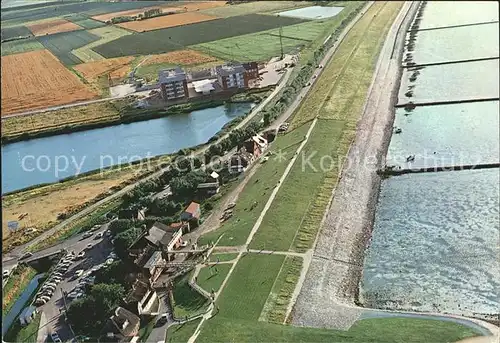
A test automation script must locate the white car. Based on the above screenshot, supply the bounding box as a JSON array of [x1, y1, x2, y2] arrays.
[[85, 243, 93, 250], [108, 252, 117, 259], [3, 270, 10, 277], [82, 232, 93, 239], [105, 230, 111, 237], [95, 232, 103, 239], [74, 269, 84, 278], [51, 332, 62, 343], [39, 295, 51, 303], [35, 298, 47, 306], [77, 251, 85, 259], [105, 258, 114, 265]]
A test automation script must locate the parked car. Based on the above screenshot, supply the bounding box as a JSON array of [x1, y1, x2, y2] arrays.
[[155, 314, 168, 327], [3, 269, 10, 277], [51, 332, 62, 343], [74, 269, 84, 278], [105, 258, 114, 265], [40, 295, 51, 303], [91, 224, 101, 232], [35, 298, 47, 306], [18, 252, 33, 261], [77, 251, 85, 259], [85, 243, 93, 250], [105, 230, 112, 237], [82, 231, 93, 239], [95, 232, 103, 239], [108, 252, 117, 259]]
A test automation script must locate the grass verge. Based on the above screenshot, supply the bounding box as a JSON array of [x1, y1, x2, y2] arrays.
[[166, 319, 201, 343], [215, 254, 284, 321], [2, 265, 37, 316], [138, 317, 156, 343], [3, 312, 41, 343], [259, 255, 302, 324], [208, 253, 238, 262], [172, 272, 209, 319], [196, 263, 233, 294], [197, 316, 481, 343]]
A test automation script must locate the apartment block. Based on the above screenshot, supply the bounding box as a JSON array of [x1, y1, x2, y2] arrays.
[[158, 67, 188, 101]]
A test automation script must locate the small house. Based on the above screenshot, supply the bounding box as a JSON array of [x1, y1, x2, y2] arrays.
[[181, 202, 201, 227], [229, 151, 253, 174], [110, 307, 140, 338]]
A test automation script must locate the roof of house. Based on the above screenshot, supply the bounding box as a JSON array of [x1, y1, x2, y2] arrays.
[[183, 202, 200, 219], [158, 66, 186, 84], [215, 63, 245, 76], [110, 307, 140, 337], [243, 61, 258, 70], [197, 182, 220, 189], [170, 222, 185, 229], [143, 251, 163, 270], [144, 222, 180, 247], [210, 171, 219, 179], [192, 79, 215, 93]]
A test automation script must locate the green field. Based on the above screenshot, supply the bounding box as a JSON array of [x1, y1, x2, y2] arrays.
[[72, 26, 131, 63], [3, 313, 41, 343], [197, 264, 233, 294], [197, 316, 481, 343], [259, 256, 302, 324], [249, 119, 345, 252], [2, 265, 37, 316], [166, 319, 201, 343], [1, 37, 43, 55], [199, 1, 307, 18], [193, 19, 335, 62], [64, 13, 106, 29], [172, 272, 209, 319], [1, 25, 32, 40], [93, 14, 308, 58], [199, 125, 309, 247], [215, 254, 284, 321], [208, 253, 239, 262], [37, 29, 100, 65]]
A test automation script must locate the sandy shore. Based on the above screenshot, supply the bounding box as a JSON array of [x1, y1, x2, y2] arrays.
[[291, 0, 420, 330]]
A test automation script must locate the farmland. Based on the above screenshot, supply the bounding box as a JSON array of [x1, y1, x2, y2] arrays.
[[63, 13, 106, 29], [93, 14, 308, 58], [199, 1, 307, 18], [38, 29, 100, 65], [117, 12, 218, 32], [71, 26, 131, 62], [194, 19, 334, 62], [91, 4, 181, 23], [73, 56, 134, 84], [1, 25, 32, 40], [1, 49, 98, 115], [1, 37, 43, 55], [27, 18, 81, 36]]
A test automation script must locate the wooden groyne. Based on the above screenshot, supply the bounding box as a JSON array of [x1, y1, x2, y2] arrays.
[[396, 97, 499, 109], [408, 20, 499, 32], [378, 163, 500, 176], [403, 56, 499, 68]]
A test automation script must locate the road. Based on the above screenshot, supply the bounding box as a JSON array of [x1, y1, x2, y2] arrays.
[[2, 67, 293, 266]]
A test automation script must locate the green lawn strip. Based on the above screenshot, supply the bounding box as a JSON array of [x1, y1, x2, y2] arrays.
[[138, 317, 156, 342], [208, 253, 238, 262], [197, 316, 481, 343], [249, 119, 345, 252], [2, 265, 37, 316], [197, 263, 233, 294], [71, 26, 131, 63], [215, 254, 284, 321], [259, 256, 302, 324], [3, 312, 41, 343], [172, 272, 209, 319], [166, 319, 202, 343], [198, 124, 310, 247], [1, 38, 44, 56]]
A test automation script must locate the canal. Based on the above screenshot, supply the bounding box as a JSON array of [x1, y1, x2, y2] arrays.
[[360, 1, 499, 319], [1, 102, 254, 194]]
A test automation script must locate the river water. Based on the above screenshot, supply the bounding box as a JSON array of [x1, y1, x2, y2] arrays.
[[361, 2, 500, 318], [1, 103, 254, 194]]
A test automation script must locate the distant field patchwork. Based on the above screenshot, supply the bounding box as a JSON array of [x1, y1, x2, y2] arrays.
[[1, 25, 33, 40], [1, 37, 44, 56], [199, 1, 307, 18], [27, 18, 82, 36], [117, 12, 218, 32], [194, 20, 332, 61], [91, 4, 181, 23], [1, 49, 98, 115], [63, 13, 106, 29], [38, 29, 100, 65], [73, 56, 135, 83], [71, 26, 131, 63], [93, 14, 308, 57]]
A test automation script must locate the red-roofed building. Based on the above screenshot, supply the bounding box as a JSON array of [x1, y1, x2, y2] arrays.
[[181, 202, 201, 228]]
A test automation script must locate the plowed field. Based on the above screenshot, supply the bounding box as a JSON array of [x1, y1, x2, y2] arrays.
[[142, 50, 218, 65], [117, 12, 218, 32], [91, 5, 182, 23], [1, 49, 98, 115], [27, 18, 82, 36], [178, 1, 227, 11], [74, 56, 135, 81]]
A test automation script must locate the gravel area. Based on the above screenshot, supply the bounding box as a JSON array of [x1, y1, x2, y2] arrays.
[[291, 1, 419, 330]]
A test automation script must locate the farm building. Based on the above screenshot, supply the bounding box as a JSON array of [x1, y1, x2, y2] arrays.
[[214, 63, 258, 90], [158, 67, 188, 101]]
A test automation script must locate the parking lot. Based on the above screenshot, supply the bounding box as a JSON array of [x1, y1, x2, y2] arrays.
[[36, 225, 116, 343]]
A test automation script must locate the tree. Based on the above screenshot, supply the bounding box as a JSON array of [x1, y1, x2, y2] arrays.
[[108, 219, 133, 236], [90, 283, 125, 314], [150, 199, 182, 217], [94, 261, 136, 290], [113, 227, 143, 260]]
